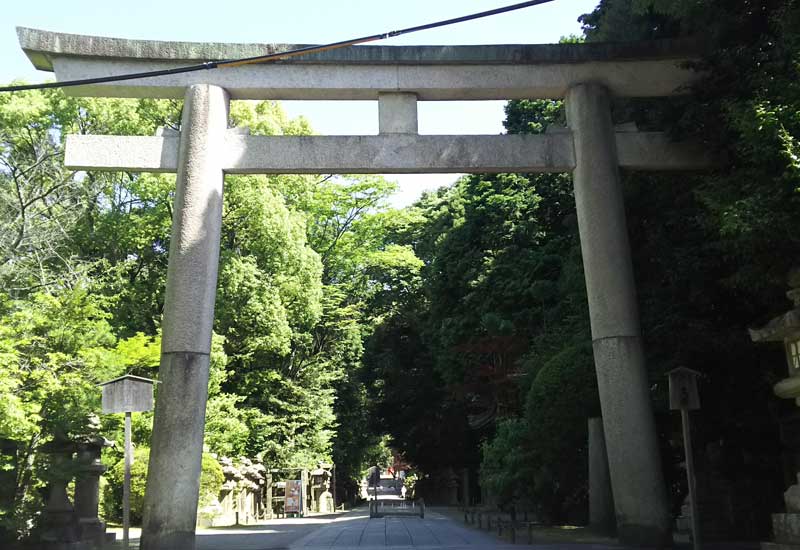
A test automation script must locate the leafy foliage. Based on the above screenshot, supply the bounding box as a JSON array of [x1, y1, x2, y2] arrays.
[[0, 90, 399, 540]]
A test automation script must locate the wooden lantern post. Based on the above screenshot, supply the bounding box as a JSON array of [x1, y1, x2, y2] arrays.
[[99, 375, 157, 548], [668, 367, 702, 550]]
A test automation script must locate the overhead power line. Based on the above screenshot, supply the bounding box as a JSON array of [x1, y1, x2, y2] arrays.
[[1, 0, 556, 93]]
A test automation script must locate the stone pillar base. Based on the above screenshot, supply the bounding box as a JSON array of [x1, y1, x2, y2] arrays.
[[763, 513, 800, 549], [77, 518, 107, 545]]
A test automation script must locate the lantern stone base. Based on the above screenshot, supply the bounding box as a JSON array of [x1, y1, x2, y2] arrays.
[[762, 513, 800, 549], [77, 517, 109, 546]]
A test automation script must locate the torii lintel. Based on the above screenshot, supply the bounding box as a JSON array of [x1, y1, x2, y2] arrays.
[[64, 131, 713, 174], [18, 27, 702, 100]]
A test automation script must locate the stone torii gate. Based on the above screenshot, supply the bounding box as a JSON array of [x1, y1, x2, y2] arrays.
[[18, 27, 711, 549]]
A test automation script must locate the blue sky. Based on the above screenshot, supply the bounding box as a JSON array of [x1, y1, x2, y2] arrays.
[[1, 0, 599, 206]]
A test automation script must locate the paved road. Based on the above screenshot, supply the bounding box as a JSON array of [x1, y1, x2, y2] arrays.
[[105, 473, 754, 550], [291, 506, 634, 550], [110, 508, 628, 550], [195, 513, 356, 550], [108, 513, 351, 550], [294, 508, 509, 549]]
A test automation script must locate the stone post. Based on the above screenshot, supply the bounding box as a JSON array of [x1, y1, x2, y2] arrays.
[[461, 467, 470, 507], [565, 83, 671, 546], [265, 472, 273, 519], [140, 83, 229, 550], [588, 417, 615, 535], [378, 92, 418, 134], [301, 469, 309, 517], [73, 437, 111, 545]]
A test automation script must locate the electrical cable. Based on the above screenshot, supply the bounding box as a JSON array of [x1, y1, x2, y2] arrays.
[[0, 0, 556, 93]]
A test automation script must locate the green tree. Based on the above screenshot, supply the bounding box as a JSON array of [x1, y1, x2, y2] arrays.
[[0, 284, 124, 539], [0, 89, 379, 539]]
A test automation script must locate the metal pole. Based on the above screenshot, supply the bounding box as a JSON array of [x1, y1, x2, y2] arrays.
[[681, 407, 701, 550], [124, 411, 132, 549], [332, 464, 337, 510]]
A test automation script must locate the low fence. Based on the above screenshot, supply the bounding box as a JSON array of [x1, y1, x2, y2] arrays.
[[462, 508, 543, 544], [369, 499, 425, 519]]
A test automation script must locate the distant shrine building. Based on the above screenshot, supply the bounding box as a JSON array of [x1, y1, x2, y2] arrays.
[[18, 27, 712, 549]]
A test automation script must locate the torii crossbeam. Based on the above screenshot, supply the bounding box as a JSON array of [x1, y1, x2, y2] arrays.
[[19, 27, 712, 550]]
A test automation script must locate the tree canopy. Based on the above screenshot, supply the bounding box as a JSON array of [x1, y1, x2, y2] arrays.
[[0, 91, 397, 540]]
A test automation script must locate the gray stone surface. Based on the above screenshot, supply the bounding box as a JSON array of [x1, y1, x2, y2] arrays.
[[113, 507, 633, 550], [567, 84, 640, 342], [588, 418, 615, 535], [160, 84, 228, 354], [66, 135, 179, 173], [773, 513, 800, 543], [46, 56, 699, 100], [66, 134, 573, 174], [379, 93, 418, 135], [566, 83, 671, 547], [65, 132, 713, 175], [17, 28, 700, 100], [296, 509, 504, 548], [226, 134, 575, 174], [17, 28, 704, 68], [141, 352, 213, 550], [593, 336, 671, 545], [73, 441, 110, 544], [615, 131, 717, 170], [787, 476, 800, 513], [140, 84, 229, 550]]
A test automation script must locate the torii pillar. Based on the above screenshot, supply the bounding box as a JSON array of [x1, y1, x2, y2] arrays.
[[567, 83, 671, 545], [139, 83, 229, 549]]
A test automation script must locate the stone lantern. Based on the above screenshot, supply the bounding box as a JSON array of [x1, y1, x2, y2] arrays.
[[310, 463, 334, 513], [750, 271, 800, 549], [74, 434, 114, 547], [39, 439, 80, 549], [37, 415, 115, 549]]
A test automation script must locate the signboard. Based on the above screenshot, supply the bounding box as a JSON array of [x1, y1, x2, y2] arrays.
[[285, 480, 302, 513], [99, 374, 156, 413], [667, 367, 701, 410]]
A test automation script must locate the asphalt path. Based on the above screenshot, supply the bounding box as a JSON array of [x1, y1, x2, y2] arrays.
[[108, 511, 361, 550], [106, 475, 626, 550]]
